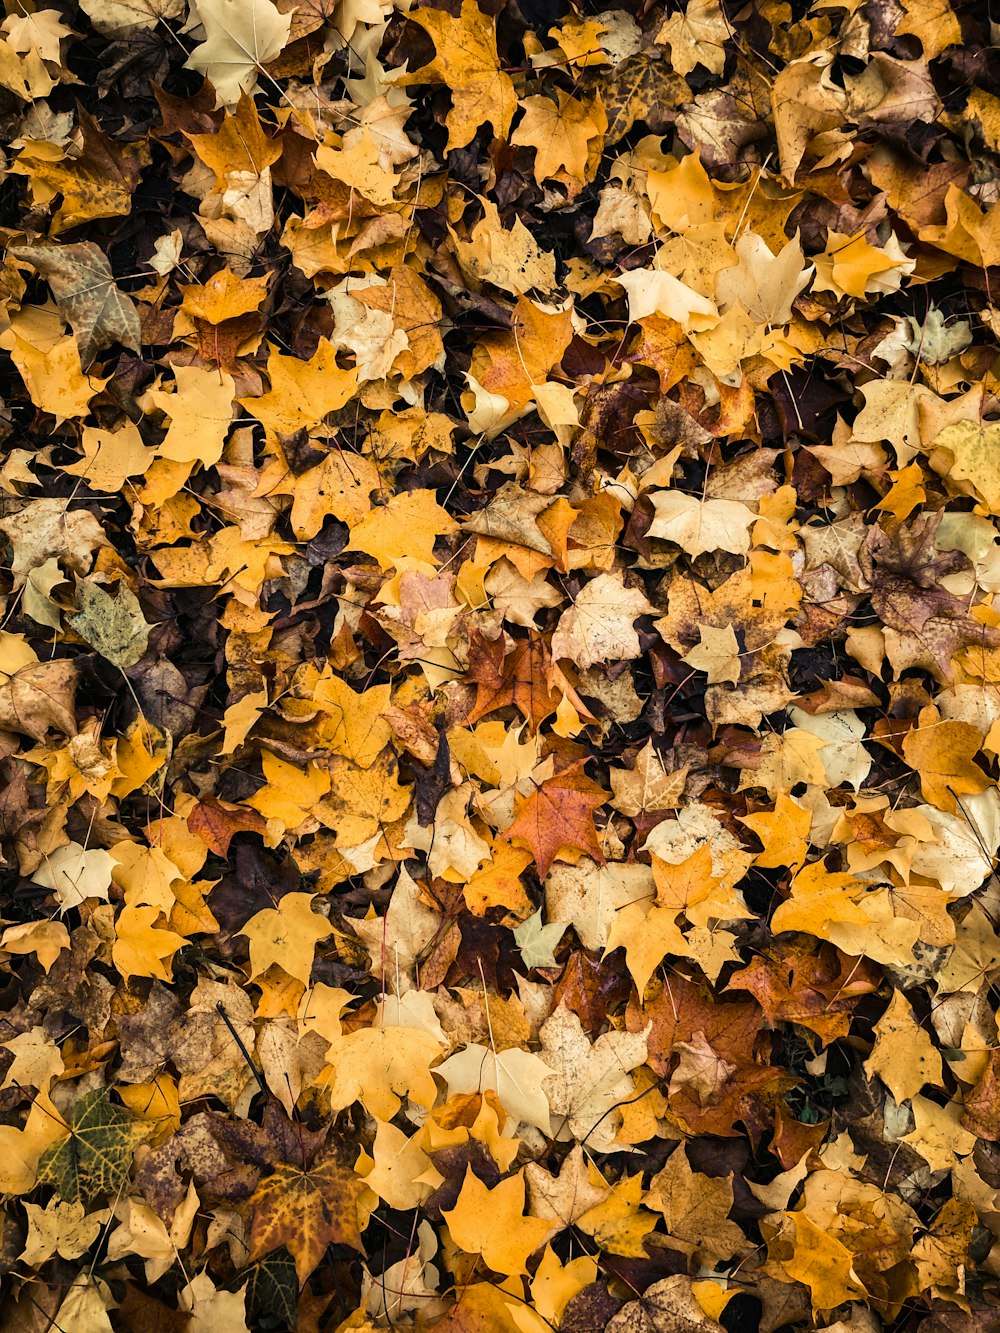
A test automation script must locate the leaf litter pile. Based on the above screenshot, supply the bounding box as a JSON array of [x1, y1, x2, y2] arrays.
[[3, 0, 1000, 1328]]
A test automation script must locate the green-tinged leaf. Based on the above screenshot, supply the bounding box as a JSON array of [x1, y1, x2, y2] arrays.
[[37, 1088, 136, 1205]]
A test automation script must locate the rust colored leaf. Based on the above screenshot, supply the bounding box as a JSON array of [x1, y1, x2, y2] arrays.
[[249, 1154, 364, 1285], [504, 762, 608, 879], [188, 795, 267, 857]]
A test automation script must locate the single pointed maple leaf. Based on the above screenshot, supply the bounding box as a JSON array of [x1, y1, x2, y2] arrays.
[[249, 1153, 364, 1285], [812, 229, 912, 299], [37, 1089, 135, 1205], [629, 312, 702, 392], [19, 1197, 108, 1266], [322, 1025, 443, 1120], [9, 241, 141, 367], [187, 795, 267, 857], [778, 1212, 867, 1312], [238, 892, 333, 986], [605, 845, 726, 995], [442, 1168, 552, 1276], [551, 571, 654, 669], [553, 948, 634, 1035], [462, 841, 533, 916], [601, 52, 688, 143], [185, 91, 282, 187], [504, 762, 607, 879], [238, 339, 357, 444], [112, 904, 187, 982], [185, 0, 292, 107], [401, 0, 517, 151], [348, 488, 459, 572], [150, 365, 235, 468], [901, 704, 991, 814], [770, 860, 870, 940], [0, 920, 70, 973], [511, 91, 607, 197], [737, 792, 811, 869], [864, 988, 943, 1103], [524, 1145, 612, 1232], [646, 1146, 749, 1264], [539, 1004, 649, 1152], [467, 632, 562, 732]]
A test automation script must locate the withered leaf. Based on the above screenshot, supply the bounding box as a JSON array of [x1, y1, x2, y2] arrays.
[[9, 241, 141, 366], [249, 1154, 364, 1285]]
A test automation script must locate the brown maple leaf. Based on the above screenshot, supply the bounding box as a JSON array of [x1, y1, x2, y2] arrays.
[[249, 1152, 364, 1285], [728, 941, 880, 1044], [467, 632, 561, 731], [860, 510, 970, 631], [188, 796, 267, 857]]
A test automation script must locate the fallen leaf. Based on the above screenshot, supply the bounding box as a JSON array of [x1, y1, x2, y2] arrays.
[[249, 1154, 364, 1285], [505, 763, 608, 878], [442, 1169, 553, 1276]]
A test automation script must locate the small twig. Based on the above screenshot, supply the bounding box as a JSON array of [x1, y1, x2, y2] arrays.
[[216, 1002, 267, 1096]]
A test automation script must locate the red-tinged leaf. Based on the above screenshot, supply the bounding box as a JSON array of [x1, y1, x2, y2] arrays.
[[504, 762, 608, 878], [188, 796, 267, 857]]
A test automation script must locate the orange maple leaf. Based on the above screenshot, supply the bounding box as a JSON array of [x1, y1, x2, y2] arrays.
[[504, 762, 607, 878]]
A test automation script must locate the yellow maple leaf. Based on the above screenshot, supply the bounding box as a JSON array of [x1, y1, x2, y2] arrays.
[[738, 792, 812, 870], [317, 750, 412, 847], [778, 1212, 866, 1312], [239, 892, 333, 986], [0, 920, 70, 973], [443, 1169, 553, 1276], [112, 904, 186, 982], [186, 92, 282, 188], [605, 846, 722, 995], [0, 319, 107, 421], [864, 989, 942, 1104], [0, 1093, 68, 1195], [348, 488, 459, 572], [512, 92, 607, 196], [150, 366, 235, 467], [321, 1024, 442, 1119], [522, 1246, 599, 1330], [901, 704, 990, 814], [463, 842, 534, 916], [310, 672, 392, 768], [894, 0, 961, 58], [280, 451, 381, 540], [239, 339, 358, 443], [247, 751, 331, 833], [178, 265, 269, 325], [62, 422, 155, 492], [116, 1073, 182, 1143], [111, 719, 168, 799], [657, 0, 729, 76], [812, 229, 913, 299], [401, 0, 517, 151], [932, 420, 1000, 514], [770, 861, 869, 939]]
